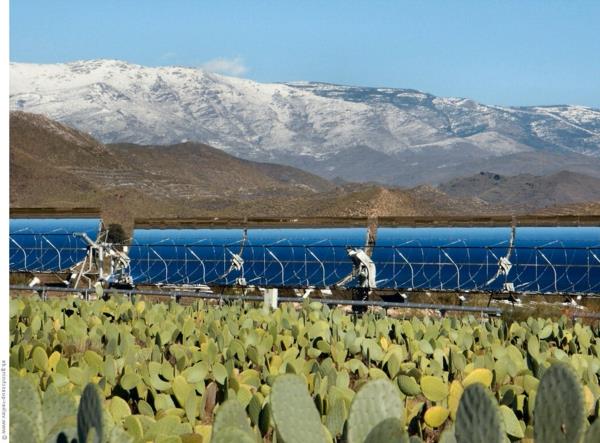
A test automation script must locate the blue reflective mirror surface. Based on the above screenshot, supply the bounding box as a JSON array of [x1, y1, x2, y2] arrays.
[[9, 218, 101, 272], [129, 226, 600, 293]]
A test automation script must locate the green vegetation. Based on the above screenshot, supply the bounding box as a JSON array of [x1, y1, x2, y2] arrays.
[[9, 295, 600, 442], [106, 223, 127, 246]]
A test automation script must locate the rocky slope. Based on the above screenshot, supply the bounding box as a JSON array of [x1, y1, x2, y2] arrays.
[[439, 171, 600, 211], [12, 112, 487, 227]]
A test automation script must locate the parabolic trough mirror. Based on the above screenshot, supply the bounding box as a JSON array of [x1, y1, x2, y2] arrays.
[[9, 218, 102, 273], [129, 228, 367, 288], [373, 227, 600, 293], [128, 225, 600, 294]]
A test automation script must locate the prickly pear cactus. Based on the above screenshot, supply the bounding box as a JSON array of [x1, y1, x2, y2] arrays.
[[77, 384, 103, 443], [455, 384, 503, 443], [211, 399, 255, 443], [43, 385, 78, 438], [583, 418, 600, 443], [270, 374, 327, 443], [438, 425, 457, 443], [347, 379, 406, 443], [534, 363, 585, 443], [56, 433, 73, 443], [357, 417, 408, 443], [10, 372, 43, 442], [212, 427, 256, 443]]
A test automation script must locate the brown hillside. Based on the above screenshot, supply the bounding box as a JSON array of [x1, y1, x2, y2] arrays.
[[535, 202, 600, 216], [14, 111, 594, 228], [12, 112, 464, 227], [439, 170, 600, 211]]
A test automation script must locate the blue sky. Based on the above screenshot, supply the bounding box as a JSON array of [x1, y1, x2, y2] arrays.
[[10, 0, 600, 107]]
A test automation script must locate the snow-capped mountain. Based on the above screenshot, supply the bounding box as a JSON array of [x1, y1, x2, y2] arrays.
[[10, 60, 600, 185]]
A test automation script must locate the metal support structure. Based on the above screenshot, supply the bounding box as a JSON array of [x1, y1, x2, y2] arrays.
[[266, 249, 285, 286], [218, 229, 248, 284], [12, 220, 600, 295], [307, 248, 327, 287], [13, 284, 600, 321], [261, 287, 278, 312], [10, 284, 508, 316]]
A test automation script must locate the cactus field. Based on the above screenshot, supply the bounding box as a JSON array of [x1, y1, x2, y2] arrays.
[[9, 295, 600, 442]]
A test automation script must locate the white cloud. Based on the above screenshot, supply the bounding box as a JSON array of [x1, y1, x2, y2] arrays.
[[160, 52, 178, 61], [200, 56, 248, 76]]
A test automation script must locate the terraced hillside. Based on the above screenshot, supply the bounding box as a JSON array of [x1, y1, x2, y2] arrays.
[[10, 112, 489, 227], [11, 112, 600, 228], [439, 171, 600, 211]]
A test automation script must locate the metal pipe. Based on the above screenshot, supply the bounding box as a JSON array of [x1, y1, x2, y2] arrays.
[[9, 284, 505, 315], [73, 232, 96, 247]]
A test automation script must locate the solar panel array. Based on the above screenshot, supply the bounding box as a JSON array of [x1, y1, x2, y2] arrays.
[[9, 218, 599, 294], [129, 228, 366, 287], [373, 227, 600, 293], [129, 226, 600, 294], [9, 218, 101, 273]]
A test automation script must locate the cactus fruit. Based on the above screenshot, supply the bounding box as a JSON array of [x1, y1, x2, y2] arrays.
[[347, 379, 406, 443], [270, 374, 327, 443], [534, 363, 585, 443], [455, 384, 503, 443]]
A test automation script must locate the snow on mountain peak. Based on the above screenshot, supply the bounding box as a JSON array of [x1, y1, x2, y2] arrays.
[[9, 59, 600, 183]]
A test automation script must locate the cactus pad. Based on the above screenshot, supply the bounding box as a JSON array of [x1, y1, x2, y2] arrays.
[[77, 383, 104, 443], [462, 368, 493, 388], [270, 374, 327, 443], [420, 376, 448, 402], [455, 384, 503, 443], [424, 406, 449, 428], [584, 418, 600, 443], [211, 399, 254, 442], [534, 363, 585, 443], [347, 379, 405, 443], [362, 417, 408, 443]]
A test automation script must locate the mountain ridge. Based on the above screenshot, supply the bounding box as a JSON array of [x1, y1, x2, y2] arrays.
[[10, 59, 600, 185]]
